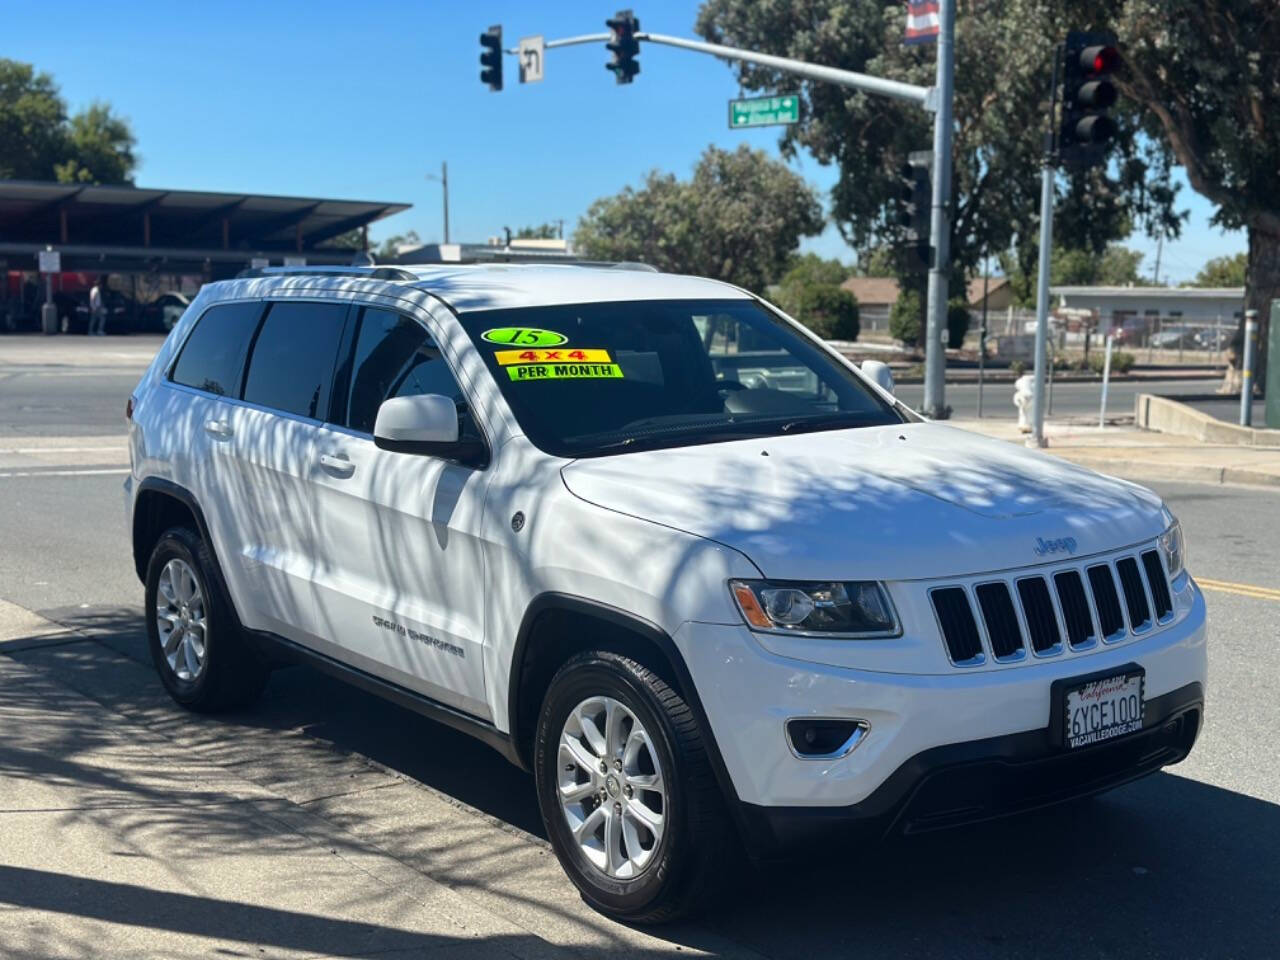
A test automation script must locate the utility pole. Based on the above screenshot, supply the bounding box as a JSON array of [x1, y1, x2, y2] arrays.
[[426, 162, 450, 243], [922, 0, 955, 420]]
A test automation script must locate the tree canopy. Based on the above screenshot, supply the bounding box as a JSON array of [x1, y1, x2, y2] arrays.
[[1002, 244, 1150, 306], [1191, 252, 1248, 289], [694, 1, 1181, 291], [515, 223, 561, 240], [0, 59, 135, 184], [773, 254, 859, 340], [574, 144, 824, 292]]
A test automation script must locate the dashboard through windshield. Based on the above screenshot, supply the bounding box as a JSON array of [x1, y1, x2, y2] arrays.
[[459, 298, 903, 458]]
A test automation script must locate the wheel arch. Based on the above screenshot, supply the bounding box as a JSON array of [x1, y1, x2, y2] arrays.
[[132, 477, 214, 583], [507, 593, 743, 817]]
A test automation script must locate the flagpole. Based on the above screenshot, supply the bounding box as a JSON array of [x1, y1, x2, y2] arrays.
[[922, 0, 954, 420]]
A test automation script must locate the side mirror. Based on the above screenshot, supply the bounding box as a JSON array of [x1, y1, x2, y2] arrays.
[[860, 360, 895, 395], [373, 394, 486, 465]]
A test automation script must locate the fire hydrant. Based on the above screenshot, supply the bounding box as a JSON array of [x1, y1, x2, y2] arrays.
[[1013, 373, 1034, 433]]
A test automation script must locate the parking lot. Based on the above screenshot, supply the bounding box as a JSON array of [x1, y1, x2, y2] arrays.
[[2, 336, 1279, 958]]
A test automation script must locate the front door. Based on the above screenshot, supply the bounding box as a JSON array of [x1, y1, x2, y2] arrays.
[[309, 305, 491, 718]]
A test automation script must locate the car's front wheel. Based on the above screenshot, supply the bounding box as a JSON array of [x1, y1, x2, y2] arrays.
[[534, 650, 731, 923]]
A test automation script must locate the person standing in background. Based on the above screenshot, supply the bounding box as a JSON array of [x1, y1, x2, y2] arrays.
[[89, 276, 108, 336]]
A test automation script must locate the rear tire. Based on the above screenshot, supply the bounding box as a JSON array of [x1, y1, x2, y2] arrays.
[[534, 650, 732, 923], [145, 526, 267, 712]]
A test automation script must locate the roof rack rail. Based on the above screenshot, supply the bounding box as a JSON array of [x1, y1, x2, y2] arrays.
[[234, 265, 418, 282]]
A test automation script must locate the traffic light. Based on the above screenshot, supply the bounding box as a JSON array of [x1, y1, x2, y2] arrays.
[[1060, 31, 1119, 167], [480, 25, 503, 92], [606, 9, 640, 84], [896, 158, 931, 269]]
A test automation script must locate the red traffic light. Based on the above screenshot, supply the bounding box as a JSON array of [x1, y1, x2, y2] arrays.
[[1081, 45, 1119, 74]]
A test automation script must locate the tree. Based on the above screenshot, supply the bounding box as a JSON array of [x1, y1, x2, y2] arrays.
[[889, 288, 922, 346], [377, 230, 421, 259], [515, 223, 560, 240], [1111, 0, 1280, 382], [694, 2, 1180, 296], [1191, 252, 1248, 289], [1002, 244, 1149, 306], [774, 254, 859, 340], [575, 144, 823, 292], [0, 59, 135, 183]]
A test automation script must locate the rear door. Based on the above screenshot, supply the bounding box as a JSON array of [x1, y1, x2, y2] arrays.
[[220, 299, 350, 643], [308, 304, 491, 718]]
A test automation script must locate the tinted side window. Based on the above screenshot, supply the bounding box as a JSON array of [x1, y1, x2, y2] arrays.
[[341, 308, 481, 442], [170, 301, 262, 397], [242, 302, 347, 419]]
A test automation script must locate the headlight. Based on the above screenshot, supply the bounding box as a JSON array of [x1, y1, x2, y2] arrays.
[[729, 579, 899, 637], [1159, 520, 1185, 579]]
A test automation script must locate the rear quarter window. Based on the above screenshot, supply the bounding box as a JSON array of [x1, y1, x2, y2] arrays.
[[170, 301, 264, 397]]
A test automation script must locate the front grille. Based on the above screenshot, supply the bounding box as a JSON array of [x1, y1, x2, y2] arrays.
[[1116, 557, 1152, 632], [1017, 576, 1061, 653], [931, 587, 983, 664], [1141, 550, 1174, 621], [933, 546, 1176, 667], [1053, 570, 1097, 648], [1088, 564, 1126, 639], [975, 582, 1024, 659]]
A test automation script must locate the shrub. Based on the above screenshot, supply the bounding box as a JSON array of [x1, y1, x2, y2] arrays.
[[790, 283, 860, 340], [1010, 359, 1026, 377], [1089, 349, 1135, 374], [889, 288, 922, 345]]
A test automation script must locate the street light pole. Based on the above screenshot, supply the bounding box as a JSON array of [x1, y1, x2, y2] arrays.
[[922, 0, 955, 420], [426, 162, 450, 243]]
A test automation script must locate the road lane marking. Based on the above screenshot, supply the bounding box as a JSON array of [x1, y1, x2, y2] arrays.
[[0, 468, 130, 479], [1197, 577, 1280, 602]]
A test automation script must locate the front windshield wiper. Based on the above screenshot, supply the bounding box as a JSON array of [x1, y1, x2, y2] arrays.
[[777, 413, 882, 435], [570, 424, 776, 456]]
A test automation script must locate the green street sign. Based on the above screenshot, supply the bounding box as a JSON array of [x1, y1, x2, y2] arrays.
[[728, 94, 800, 129]]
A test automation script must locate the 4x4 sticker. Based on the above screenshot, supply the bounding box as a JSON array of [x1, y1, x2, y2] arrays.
[[507, 362, 623, 381], [495, 348, 610, 366], [481, 327, 568, 347]]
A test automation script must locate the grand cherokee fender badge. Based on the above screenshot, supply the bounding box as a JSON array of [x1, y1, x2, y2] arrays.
[[1034, 536, 1078, 557]]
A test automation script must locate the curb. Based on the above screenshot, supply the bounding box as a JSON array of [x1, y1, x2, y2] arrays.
[[1051, 453, 1280, 491], [1134, 393, 1280, 447]]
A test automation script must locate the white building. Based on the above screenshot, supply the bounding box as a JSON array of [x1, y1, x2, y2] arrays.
[[1051, 285, 1244, 334]]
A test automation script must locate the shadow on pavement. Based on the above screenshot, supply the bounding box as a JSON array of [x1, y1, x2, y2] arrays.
[[11, 610, 1280, 959]]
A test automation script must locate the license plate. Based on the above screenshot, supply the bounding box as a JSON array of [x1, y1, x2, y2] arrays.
[[1059, 668, 1145, 750]]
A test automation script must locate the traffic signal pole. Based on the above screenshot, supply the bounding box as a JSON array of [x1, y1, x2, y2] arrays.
[[922, 0, 955, 419], [488, 17, 955, 417]]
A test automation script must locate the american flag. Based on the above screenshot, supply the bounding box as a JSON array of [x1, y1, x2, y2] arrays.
[[904, 0, 940, 46]]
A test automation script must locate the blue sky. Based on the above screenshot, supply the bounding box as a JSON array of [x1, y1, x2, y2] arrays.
[[2, 0, 1245, 284]]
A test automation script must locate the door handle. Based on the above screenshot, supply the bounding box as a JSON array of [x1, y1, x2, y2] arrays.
[[319, 453, 355, 477], [203, 419, 232, 440]]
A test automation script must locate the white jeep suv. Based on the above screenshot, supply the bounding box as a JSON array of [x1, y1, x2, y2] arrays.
[[126, 264, 1206, 922]]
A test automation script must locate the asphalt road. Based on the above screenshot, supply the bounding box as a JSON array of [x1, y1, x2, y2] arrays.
[[2, 338, 1279, 956]]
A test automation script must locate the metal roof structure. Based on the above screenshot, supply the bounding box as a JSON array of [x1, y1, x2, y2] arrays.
[[0, 180, 410, 277]]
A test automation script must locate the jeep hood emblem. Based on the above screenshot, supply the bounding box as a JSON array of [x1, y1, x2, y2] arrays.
[[1034, 536, 1078, 557]]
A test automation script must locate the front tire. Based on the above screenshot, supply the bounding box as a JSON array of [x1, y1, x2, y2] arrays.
[[144, 526, 267, 712], [534, 650, 731, 923]]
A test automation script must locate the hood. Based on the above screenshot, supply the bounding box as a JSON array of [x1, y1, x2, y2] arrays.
[[560, 423, 1168, 581]]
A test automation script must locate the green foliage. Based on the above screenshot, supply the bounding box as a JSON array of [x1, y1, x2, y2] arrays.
[[1002, 244, 1151, 307], [775, 253, 859, 337], [0, 59, 134, 183], [376, 230, 422, 258], [515, 223, 561, 240], [1009, 359, 1027, 377], [1191, 252, 1247, 288], [856, 245, 898, 278], [574, 144, 824, 293], [694, 1, 1181, 286], [788, 282, 860, 341], [1088, 350, 1135, 374], [889, 288, 922, 346], [946, 298, 971, 350]]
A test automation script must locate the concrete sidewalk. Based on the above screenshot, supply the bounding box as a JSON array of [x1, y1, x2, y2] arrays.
[[0, 609, 759, 960], [952, 416, 1280, 489]]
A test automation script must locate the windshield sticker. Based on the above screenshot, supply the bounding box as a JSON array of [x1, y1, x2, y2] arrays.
[[495, 348, 611, 366], [507, 362, 623, 382], [481, 327, 568, 347]]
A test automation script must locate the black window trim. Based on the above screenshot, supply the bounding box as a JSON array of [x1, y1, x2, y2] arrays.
[[325, 300, 493, 470]]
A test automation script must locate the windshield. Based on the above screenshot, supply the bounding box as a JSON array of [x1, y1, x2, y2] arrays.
[[459, 298, 903, 458]]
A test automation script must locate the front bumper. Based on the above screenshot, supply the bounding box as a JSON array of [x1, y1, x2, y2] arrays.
[[674, 580, 1207, 848]]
